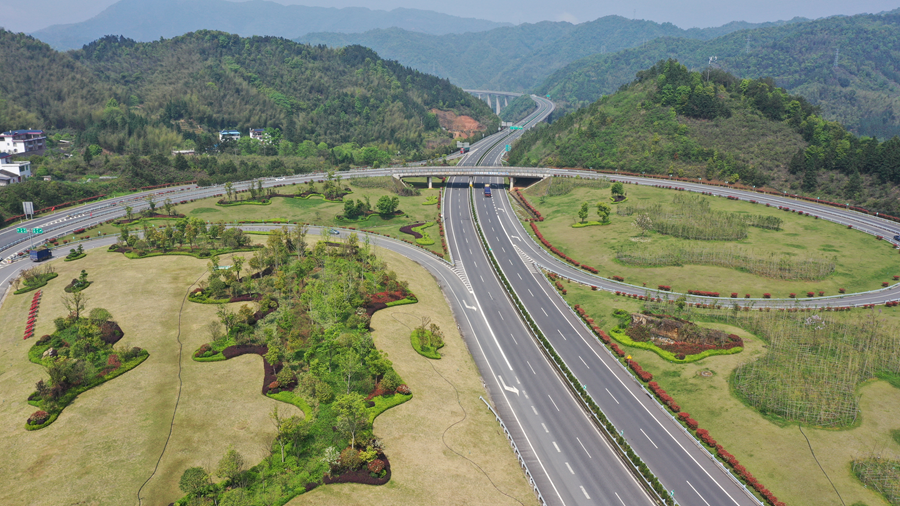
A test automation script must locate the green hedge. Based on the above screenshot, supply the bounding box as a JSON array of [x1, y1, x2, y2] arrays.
[[63, 253, 87, 262], [14, 273, 59, 295], [119, 247, 258, 260], [385, 296, 417, 307], [216, 199, 272, 207], [412, 222, 435, 245], [25, 352, 149, 430], [423, 196, 439, 205], [410, 330, 442, 359], [367, 393, 412, 423], [608, 328, 743, 363], [267, 391, 313, 419], [571, 221, 610, 228]]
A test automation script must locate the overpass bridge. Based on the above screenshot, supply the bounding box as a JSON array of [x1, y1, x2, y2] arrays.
[[391, 165, 552, 187], [464, 89, 525, 115]]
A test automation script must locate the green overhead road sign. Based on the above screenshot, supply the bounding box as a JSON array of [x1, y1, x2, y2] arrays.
[[16, 227, 26, 233], [505, 145, 511, 151], [32, 228, 43, 234], [509, 126, 524, 130]]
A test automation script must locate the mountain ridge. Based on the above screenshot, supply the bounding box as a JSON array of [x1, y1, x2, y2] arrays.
[[30, 0, 510, 51]]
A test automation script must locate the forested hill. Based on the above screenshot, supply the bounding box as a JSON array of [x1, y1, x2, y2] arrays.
[[299, 15, 807, 92], [0, 30, 496, 156], [538, 10, 900, 139], [30, 0, 510, 51], [509, 60, 900, 216]]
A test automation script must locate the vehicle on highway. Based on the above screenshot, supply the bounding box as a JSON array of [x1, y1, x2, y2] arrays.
[[894, 234, 900, 241], [460, 147, 470, 154], [329, 228, 340, 235], [484, 184, 492, 197], [29, 249, 52, 262]]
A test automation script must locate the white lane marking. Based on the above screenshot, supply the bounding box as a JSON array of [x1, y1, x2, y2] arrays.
[[542, 423, 549, 433], [498, 311, 504, 320], [541, 307, 548, 316], [557, 328, 567, 341], [615, 492, 627, 505], [686, 480, 712, 506], [579, 355, 589, 369], [641, 428, 659, 449], [463, 301, 477, 311], [498, 375, 519, 396], [465, 237, 468, 243], [508, 258, 513, 266], [516, 376, 520, 385], [480, 275, 484, 283], [469, 248, 472, 255], [553, 441, 560, 452], [488, 292, 493, 300], [527, 361, 536, 375], [576, 437, 592, 458], [605, 388, 620, 404], [580, 486, 591, 499], [510, 333, 518, 345], [502, 247, 506, 252], [548, 395, 560, 412], [565, 462, 574, 474], [510, 235, 520, 240], [528, 289, 534, 297], [531, 405, 538, 415], [517, 272, 522, 279]]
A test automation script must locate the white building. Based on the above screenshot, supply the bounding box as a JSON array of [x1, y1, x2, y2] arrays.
[[0, 154, 32, 185], [0, 130, 46, 155], [219, 130, 241, 141], [249, 128, 266, 141]]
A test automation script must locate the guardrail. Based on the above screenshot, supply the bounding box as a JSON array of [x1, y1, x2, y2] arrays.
[[479, 397, 546, 505]]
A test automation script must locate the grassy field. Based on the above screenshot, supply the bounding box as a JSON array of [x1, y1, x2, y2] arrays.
[[289, 247, 537, 506], [0, 242, 534, 505], [563, 282, 900, 506], [523, 182, 900, 298], [159, 182, 447, 256]]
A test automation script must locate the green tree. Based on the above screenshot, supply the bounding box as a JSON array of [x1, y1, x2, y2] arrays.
[[596, 201, 611, 222], [163, 198, 174, 216], [578, 201, 589, 223], [83, 147, 93, 165], [335, 392, 367, 448], [216, 444, 245, 486], [178, 466, 210, 496], [376, 195, 399, 215], [611, 182, 625, 198]]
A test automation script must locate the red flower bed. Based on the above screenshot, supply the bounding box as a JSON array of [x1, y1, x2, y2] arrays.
[[838, 288, 846, 293], [73, 228, 86, 234], [807, 292, 815, 297], [27, 410, 50, 425], [658, 285, 671, 291], [627, 360, 653, 382], [609, 343, 625, 357], [731, 293, 738, 298], [611, 275, 625, 282], [688, 290, 720, 297], [763, 293, 771, 298], [883, 281, 890, 287]]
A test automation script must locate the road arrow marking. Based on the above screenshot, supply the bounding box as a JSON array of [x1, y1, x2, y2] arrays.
[[498, 375, 519, 395], [463, 301, 477, 311]]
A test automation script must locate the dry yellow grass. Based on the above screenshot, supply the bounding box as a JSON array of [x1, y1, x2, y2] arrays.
[[290, 248, 538, 506], [0, 244, 536, 506], [0, 250, 292, 506]]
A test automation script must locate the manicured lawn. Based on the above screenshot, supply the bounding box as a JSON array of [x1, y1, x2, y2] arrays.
[[562, 282, 898, 506], [524, 182, 900, 298], [172, 184, 447, 256]]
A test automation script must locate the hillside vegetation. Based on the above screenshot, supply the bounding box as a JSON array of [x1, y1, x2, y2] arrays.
[[300, 16, 806, 92], [539, 10, 900, 139], [0, 30, 496, 157], [510, 60, 900, 216]]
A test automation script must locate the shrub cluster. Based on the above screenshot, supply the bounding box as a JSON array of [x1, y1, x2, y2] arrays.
[[627, 360, 653, 382], [688, 290, 720, 297], [515, 189, 544, 221], [531, 223, 580, 267]]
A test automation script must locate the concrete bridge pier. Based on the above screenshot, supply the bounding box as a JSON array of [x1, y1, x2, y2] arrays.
[[427, 176, 432, 189]]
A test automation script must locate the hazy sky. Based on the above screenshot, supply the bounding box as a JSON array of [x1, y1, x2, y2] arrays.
[[5, 0, 898, 33]]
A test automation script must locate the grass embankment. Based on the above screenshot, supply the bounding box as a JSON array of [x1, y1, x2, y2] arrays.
[[563, 282, 900, 506], [290, 248, 537, 506], [523, 182, 899, 297], [168, 182, 447, 257]]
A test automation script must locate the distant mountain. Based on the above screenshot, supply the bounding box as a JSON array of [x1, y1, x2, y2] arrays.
[[0, 30, 496, 155], [30, 0, 510, 51], [537, 10, 900, 139], [299, 15, 808, 91]]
